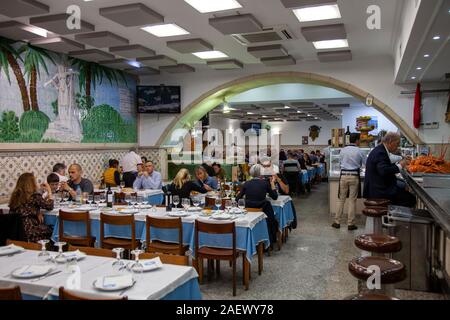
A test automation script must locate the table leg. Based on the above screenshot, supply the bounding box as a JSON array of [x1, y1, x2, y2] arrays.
[[257, 242, 264, 275]]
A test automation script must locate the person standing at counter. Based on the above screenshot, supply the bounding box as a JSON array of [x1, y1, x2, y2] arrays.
[[332, 133, 364, 231], [363, 132, 416, 207]]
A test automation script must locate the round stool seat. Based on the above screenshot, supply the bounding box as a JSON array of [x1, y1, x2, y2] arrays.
[[348, 256, 406, 284], [364, 199, 390, 207], [362, 207, 388, 218], [345, 293, 399, 300], [355, 234, 402, 253]]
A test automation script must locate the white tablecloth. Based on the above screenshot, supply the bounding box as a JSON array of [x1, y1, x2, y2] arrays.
[[0, 249, 198, 300], [268, 195, 292, 207], [94, 189, 163, 197]]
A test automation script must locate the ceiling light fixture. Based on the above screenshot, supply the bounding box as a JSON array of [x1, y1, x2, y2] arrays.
[[22, 25, 48, 38], [247, 112, 254, 115], [141, 24, 190, 37], [184, 0, 242, 13], [416, 67, 422, 70], [433, 35, 441, 40], [127, 60, 141, 68], [293, 4, 341, 22], [284, 106, 290, 109], [423, 54, 430, 58], [411, 76, 416, 80], [262, 115, 267, 118], [192, 50, 228, 59], [297, 111, 302, 113], [313, 39, 348, 50]]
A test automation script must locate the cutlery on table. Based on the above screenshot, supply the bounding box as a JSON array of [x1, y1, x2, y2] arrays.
[[30, 270, 62, 282]]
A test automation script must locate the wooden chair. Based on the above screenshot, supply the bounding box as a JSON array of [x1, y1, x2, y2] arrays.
[[0, 286, 22, 300], [145, 216, 188, 255], [100, 213, 137, 254], [59, 287, 127, 300], [6, 239, 41, 251], [58, 210, 95, 247], [114, 192, 137, 205], [140, 252, 189, 266], [194, 220, 248, 296], [68, 245, 115, 258]]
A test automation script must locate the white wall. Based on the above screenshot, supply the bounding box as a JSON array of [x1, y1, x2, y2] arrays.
[[138, 56, 449, 146]]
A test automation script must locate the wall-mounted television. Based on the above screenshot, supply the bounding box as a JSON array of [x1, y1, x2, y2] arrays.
[[137, 85, 181, 113]]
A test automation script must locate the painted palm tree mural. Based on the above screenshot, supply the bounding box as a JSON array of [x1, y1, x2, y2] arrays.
[[0, 36, 137, 143]]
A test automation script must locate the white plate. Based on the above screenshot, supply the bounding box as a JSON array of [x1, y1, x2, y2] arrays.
[[167, 211, 191, 217], [12, 265, 53, 279], [0, 244, 25, 256], [72, 206, 96, 212], [187, 207, 202, 212], [93, 274, 135, 291], [50, 250, 87, 263], [126, 257, 163, 272], [211, 213, 234, 220], [229, 208, 247, 214], [117, 208, 139, 214]]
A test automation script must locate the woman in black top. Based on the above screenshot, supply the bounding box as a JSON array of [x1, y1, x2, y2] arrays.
[[167, 168, 207, 202]]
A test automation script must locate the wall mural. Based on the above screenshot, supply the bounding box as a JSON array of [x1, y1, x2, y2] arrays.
[[0, 37, 137, 143]]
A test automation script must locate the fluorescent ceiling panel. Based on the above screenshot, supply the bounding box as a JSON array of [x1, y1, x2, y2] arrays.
[[109, 45, 155, 59], [167, 38, 213, 54], [184, 0, 242, 13], [313, 39, 348, 50], [99, 3, 164, 27], [192, 51, 228, 59], [75, 31, 129, 48], [30, 37, 85, 53], [209, 14, 263, 35], [293, 4, 341, 22], [141, 24, 190, 37], [0, 0, 49, 18]]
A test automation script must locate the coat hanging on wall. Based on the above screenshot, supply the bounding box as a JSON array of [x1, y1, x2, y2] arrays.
[[413, 83, 421, 129]]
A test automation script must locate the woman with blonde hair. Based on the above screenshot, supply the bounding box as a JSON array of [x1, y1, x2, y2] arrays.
[[167, 168, 207, 202], [9, 172, 54, 242]]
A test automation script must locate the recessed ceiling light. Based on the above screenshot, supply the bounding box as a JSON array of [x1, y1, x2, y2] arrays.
[[141, 24, 190, 37], [192, 50, 228, 59], [293, 4, 341, 22], [411, 76, 416, 80], [127, 61, 141, 68], [416, 67, 422, 70], [247, 112, 254, 115], [313, 39, 348, 50], [184, 0, 242, 13], [22, 25, 48, 37], [297, 111, 302, 113], [433, 35, 441, 40], [423, 54, 430, 58], [284, 106, 290, 109]]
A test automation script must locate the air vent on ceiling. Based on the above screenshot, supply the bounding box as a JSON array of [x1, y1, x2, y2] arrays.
[[231, 25, 295, 46]]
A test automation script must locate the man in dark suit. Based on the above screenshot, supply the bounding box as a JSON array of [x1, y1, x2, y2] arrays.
[[363, 132, 416, 207]]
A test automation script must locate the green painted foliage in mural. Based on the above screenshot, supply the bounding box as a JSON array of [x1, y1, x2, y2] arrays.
[[0, 111, 20, 141], [19, 111, 50, 142], [51, 99, 58, 116], [81, 104, 136, 143]]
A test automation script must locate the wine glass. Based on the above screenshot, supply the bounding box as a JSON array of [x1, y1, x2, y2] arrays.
[[112, 248, 125, 274], [82, 192, 89, 205], [54, 241, 67, 263], [172, 195, 180, 209], [215, 197, 222, 213], [120, 180, 125, 191], [191, 196, 200, 209], [182, 198, 190, 212], [238, 199, 246, 212], [99, 193, 106, 205], [62, 192, 69, 207], [125, 193, 132, 207], [224, 199, 232, 214], [87, 195, 94, 207], [37, 239, 50, 265], [130, 249, 144, 281], [136, 195, 144, 210]]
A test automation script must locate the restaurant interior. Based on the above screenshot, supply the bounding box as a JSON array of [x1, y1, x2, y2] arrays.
[[0, 0, 449, 302]]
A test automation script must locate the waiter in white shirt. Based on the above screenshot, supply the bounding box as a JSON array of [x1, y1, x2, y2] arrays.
[[121, 147, 143, 188], [332, 133, 364, 231]]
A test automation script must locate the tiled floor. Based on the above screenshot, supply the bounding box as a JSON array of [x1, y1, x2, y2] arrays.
[[200, 182, 447, 300]]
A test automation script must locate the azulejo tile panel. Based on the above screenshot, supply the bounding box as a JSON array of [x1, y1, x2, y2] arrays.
[[0, 148, 165, 201]]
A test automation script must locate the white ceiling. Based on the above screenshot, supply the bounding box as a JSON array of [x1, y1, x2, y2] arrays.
[[0, 0, 400, 71]]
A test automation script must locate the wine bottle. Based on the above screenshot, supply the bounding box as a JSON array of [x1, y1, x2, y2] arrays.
[[165, 191, 172, 212], [106, 186, 113, 208], [345, 126, 351, 146]]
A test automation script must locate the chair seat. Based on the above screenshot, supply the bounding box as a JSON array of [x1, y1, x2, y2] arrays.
[[102, 237, 134, 249], [148, 240, 189, 255], [61, 235, 96, 247], [362, 207, 388, 218], [355, 234, 401, 253], [197, 246, 239, 259], [345, 293, 399, 300], [364, 199, 390, 207], [348, 256, 406, 284]]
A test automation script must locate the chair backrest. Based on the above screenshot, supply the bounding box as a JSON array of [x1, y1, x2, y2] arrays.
[[0, 209, 3, 214], [58, 210, 92, 246], [145, 216, 183, 252], [100, 213, 136, 247], [59, 287, 127, 300], [6, 239, 41, 250], [68, 245, 115, 258], [139, 252, 189, 266], [195, 220, 236, 257], [0, 286, 22, 300], [245, 208, 263, 213]]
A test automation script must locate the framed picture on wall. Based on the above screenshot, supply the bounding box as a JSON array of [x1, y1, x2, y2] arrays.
[[302, 136, 309, 145]]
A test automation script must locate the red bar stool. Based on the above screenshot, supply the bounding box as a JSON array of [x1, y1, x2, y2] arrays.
[[349, 256, 406, 297]]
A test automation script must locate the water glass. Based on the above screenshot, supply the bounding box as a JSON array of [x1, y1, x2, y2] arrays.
[[238, 199, 246, 211], [215, 197, 222, 212], [54, 241, 67, 263], [182, 198, 190, 211], [87, 195, 94, 206], [191, 196, 200, 208], [125, 193, 132, 206], [172, 195, 180, 209], [112, 248, 125, 274], [130, 249, 144, 281], [37, 239, 50, 265], [224, 199, 232, 213]]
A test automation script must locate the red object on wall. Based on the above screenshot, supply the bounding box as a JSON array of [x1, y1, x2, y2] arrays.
[[413, 83, 421, 129]]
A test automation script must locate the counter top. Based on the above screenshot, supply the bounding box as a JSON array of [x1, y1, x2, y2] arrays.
[[401, 170, 450, 235]]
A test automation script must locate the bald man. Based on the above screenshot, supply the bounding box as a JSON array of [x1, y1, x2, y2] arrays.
[[61, 163, 94, 199]]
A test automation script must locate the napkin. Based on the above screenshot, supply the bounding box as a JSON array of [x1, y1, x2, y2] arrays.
[[141, 257, 163, 270], [15, 265, 50, 277], [102, 274, 133, 289]]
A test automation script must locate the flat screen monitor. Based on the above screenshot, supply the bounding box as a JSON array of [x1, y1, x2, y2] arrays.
[[137, 85, 181, 113]]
